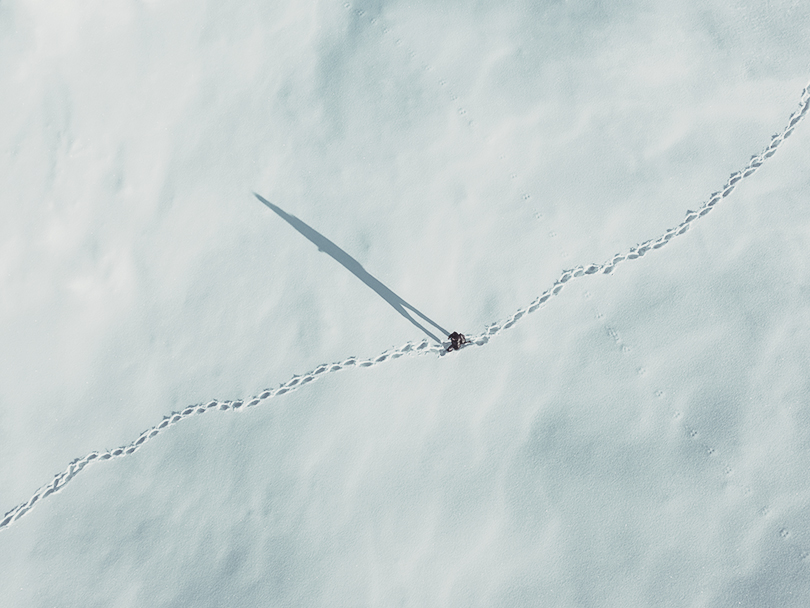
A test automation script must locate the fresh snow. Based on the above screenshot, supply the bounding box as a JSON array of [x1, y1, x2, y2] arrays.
[[2, 1, 810, 606]]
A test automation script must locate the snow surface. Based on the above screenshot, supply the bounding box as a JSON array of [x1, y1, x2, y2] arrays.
[[2, 0, 810, 605]]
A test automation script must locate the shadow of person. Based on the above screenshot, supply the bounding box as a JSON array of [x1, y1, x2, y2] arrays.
[[255, 193, 448, 344]]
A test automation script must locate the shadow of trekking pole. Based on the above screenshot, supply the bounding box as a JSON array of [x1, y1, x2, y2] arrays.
[[255, 193, 449, 344]]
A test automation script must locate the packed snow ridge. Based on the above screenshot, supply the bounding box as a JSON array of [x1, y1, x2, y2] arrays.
[[2, 83, 808, 533]]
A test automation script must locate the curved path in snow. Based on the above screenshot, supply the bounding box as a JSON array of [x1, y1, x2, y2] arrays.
[[2, 83, 809, 533]]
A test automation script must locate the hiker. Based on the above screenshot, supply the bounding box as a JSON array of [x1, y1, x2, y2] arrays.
[[447, 332, 467, 352]]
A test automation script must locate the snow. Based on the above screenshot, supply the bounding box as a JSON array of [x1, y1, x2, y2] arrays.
[[2, 0, 810, 605]]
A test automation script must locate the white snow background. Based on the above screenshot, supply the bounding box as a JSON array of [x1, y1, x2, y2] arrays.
[[2, 0, 810, 605]]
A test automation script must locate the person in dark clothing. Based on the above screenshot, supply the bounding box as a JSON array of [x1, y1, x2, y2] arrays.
[[447, 332, 467, 352]]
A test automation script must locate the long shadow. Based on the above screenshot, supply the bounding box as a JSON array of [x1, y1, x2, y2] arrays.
[[255, 193, 448, 344]]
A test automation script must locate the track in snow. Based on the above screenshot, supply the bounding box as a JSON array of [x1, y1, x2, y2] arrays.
[[2, 82, 808, 533]]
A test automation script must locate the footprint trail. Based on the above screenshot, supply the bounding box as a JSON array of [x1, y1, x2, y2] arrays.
[[2, 82, 808, 533]]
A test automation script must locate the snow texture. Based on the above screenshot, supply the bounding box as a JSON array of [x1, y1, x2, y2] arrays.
[[2, 0, 810, 606]]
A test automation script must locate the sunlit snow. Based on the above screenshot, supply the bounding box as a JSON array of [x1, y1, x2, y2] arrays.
[[2, 1, 810, 606]]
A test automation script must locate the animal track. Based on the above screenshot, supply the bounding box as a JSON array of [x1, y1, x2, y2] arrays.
[[341, 2, 538, 209], [600, 301, 807, 561]]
